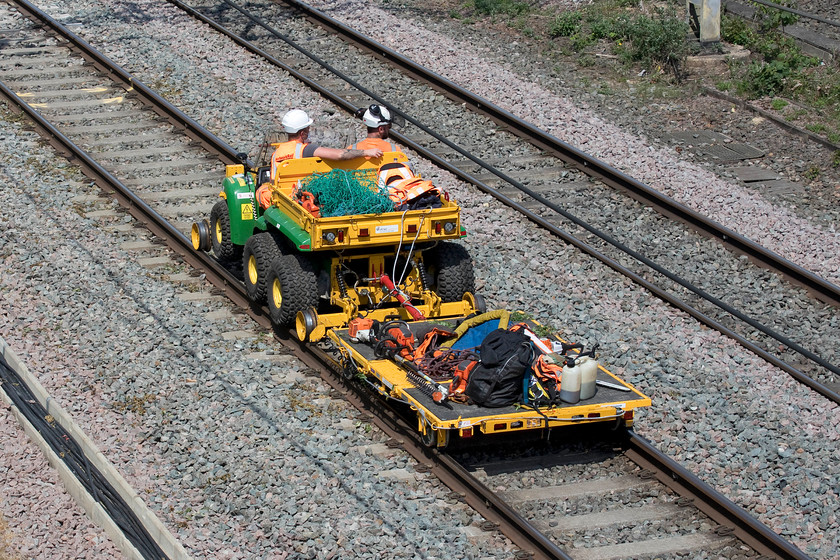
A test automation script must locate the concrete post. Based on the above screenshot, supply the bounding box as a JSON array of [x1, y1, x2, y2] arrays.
[[687, 0, 721, 44]]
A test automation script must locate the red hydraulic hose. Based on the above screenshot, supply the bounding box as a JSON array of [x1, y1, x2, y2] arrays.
[[379, 274, 425, 320]]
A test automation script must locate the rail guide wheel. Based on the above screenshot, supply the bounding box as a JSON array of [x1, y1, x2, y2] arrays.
[[191, 219, 211, 252], [419, 418, 449, 449], [471, 292, 487, 314], [295, 307, 321, 341]]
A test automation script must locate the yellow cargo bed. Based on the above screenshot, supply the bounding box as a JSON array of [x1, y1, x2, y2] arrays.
[[265, 152, 463, 251], [325, 316, 651, 448]]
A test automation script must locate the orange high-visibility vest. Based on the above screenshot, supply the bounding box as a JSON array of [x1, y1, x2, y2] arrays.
[[349, 138, 402, 153], [260, 141, 308, 210], [377, 161, 416, 189], [270, 140, 307, 180], [388, 177, 437, 206]]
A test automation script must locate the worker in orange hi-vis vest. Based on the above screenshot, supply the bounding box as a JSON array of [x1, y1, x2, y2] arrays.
[[349, 104, 420, 193], [256, 109, 383, 209], [348, 104, 405, 153]]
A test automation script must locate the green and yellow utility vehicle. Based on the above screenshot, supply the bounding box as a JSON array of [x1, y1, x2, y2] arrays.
[[192, 150, 482, 337], [192, 149, 650, 448]]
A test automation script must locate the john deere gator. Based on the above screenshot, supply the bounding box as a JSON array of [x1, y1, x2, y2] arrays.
[[191, 148, 482, 338]]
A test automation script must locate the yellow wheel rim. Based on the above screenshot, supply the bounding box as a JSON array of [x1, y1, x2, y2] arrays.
[[190, 223, 201, 250], [295, 312, 307, 341], [247, 255, 259, 285], [271, 277, 283, 309], [214, 220, 223, 244]]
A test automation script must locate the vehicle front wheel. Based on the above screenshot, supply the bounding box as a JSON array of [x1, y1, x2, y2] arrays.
[[209, 200, 242, 262], [243, 232, 281, 303], [265, 253, 319, 327]]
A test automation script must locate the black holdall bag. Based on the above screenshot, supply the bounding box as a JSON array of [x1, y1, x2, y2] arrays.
[[464, 329, 532, 407]]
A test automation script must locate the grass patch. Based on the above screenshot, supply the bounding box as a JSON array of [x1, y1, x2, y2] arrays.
[[720, 8, 840, 136], [457, 0, 840, 137], [473, 0, 529, 17], [549, 11, 583, 37], [755, 0, 800, 30], [787, 108, 807, 121], [548, 4, 689, 78]]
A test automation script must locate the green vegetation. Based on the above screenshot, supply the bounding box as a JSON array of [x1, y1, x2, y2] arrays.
[[549, 5, 690, 77], [720, 7, 840, 143], [755, 0, 800, 30], [459, 0, 690, 78], [549, 11, 582, 38], [473, 0, 529, 17], [452, 0, 840, 143]]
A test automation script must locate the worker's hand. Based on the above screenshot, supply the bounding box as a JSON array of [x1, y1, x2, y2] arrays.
[[364, 148, 383, 158]]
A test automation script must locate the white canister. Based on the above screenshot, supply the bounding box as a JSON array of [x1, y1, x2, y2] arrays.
[[578, 355, 599, 400], [560, 357, 581, 404]]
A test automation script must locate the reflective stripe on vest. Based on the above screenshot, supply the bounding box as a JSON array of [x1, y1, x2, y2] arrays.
[[270, 141, 306, 179], [377, 162, 415, 190]]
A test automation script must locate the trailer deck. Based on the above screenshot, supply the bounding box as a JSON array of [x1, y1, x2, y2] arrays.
[[327, 317, 651, 447]]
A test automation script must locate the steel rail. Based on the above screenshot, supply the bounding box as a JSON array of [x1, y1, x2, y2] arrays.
[[168, 0, 840, 403], [0, 5, 817, 559], [0, 7, 569, 558], [0, 96, 569, 560], [747, 0, 840, 28], [7, 0, 240, 167], [304, 348, 573, 560], [625, 431, 811, 560], [272, 0, 840, 310], [1, 0, 256, 319]]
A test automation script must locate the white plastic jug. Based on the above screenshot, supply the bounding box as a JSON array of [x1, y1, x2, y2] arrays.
[[578, 355, 599, 400], [560, 358, 581, 404]]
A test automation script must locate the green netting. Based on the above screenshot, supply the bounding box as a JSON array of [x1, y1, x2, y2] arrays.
[[298, 169, 395, 217]]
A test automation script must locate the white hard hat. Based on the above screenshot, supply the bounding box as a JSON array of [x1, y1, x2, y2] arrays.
[[362, 105, 392, 128], [282, 109, 313, 133]]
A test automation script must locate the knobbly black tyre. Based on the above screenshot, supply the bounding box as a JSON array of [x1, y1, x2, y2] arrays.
[[243, 232, 281, 303], [266, 253, 319, 327], [210, 200, 242, 262], [429, 242, 475, 302]]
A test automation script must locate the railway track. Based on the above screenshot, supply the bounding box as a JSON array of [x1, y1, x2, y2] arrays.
[[0, 0, 819, 558], [453, 431, 797, 560], [170, 0, 840, 399], [723, 0, 840, 54]]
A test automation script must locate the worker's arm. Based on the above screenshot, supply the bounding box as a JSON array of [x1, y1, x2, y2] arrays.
[[311, 146, 382, 160]]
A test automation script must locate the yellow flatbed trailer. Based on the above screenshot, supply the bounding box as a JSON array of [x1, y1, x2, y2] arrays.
[[325, 317, 651, 448]]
